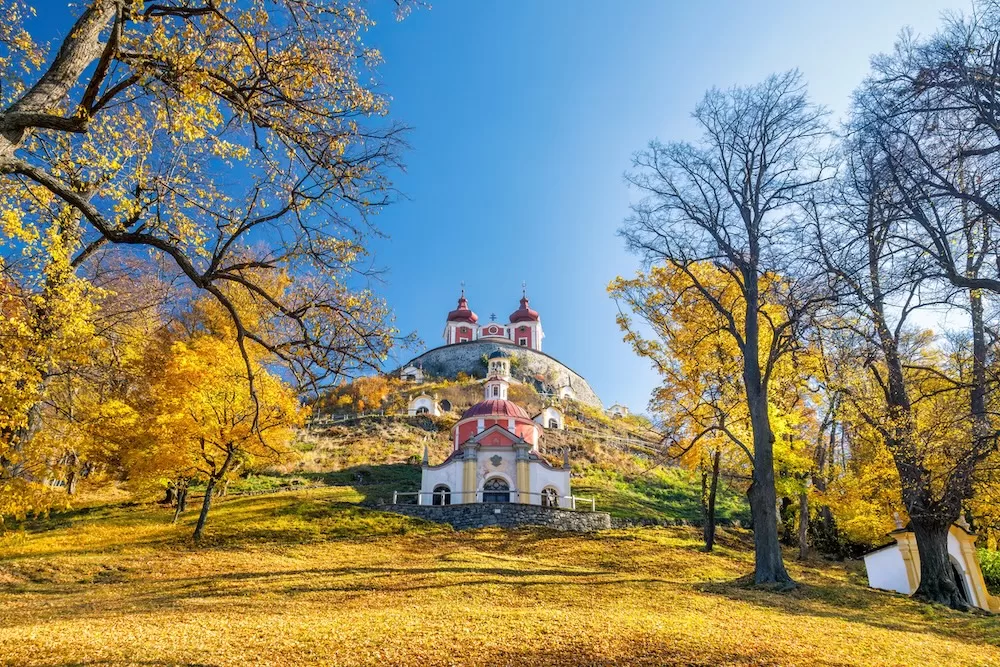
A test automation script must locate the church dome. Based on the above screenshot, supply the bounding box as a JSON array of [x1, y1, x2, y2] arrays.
[[447, 294, 478, 324], [509, 295, 539, 323], [488, 348, 510, 359], [461, 399, 530, 420]]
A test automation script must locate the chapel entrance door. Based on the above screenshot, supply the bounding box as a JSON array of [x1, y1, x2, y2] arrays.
[[482, 477, 510, 503]]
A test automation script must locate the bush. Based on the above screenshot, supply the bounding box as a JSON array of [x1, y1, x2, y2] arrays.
[[979, 548, 1000, 594]]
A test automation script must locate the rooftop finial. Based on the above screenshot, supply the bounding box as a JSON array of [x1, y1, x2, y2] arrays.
[[460, 280, 465, 297], [522, 280, 527, 298]]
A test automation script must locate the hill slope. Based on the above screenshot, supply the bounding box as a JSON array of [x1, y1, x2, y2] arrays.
[[279, 416, 748, 523], [1, 489, 998, 666]]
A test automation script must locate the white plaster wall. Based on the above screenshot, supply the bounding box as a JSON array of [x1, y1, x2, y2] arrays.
[[529, 465, 571, 507], [864, 545, 911, 594], [419, 459, 464, 505], [476, 447, 517, 497]]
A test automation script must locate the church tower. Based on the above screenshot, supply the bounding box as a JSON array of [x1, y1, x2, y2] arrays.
[[443, 289, 478, 345], [508, 288, 544, 351], [484, 349, 511, 400]]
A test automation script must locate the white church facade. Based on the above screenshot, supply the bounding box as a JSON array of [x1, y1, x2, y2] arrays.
[[418, 349, 571, 507]]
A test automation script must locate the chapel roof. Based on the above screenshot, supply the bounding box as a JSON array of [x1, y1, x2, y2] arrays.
[[461, 399, 530, 420]]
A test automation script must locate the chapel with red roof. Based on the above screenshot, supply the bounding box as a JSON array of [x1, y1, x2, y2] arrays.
[[418, 347, 571, 507]]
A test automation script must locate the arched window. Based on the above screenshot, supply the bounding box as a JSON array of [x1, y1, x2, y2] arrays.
[[415, 406, 429, 415], [483, 477, 510, 503], [548, 418, 559, 429], [432, 485, 451, 506], [541, 487, 559, 508]]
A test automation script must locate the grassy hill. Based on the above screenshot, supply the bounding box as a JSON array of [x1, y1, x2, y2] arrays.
[[266, 415, 749, 524], [2, 489, 998, 666]]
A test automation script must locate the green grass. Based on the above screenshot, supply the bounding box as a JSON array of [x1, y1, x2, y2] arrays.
[[572, 466, 750, 523], [1, 489, 998, 666]]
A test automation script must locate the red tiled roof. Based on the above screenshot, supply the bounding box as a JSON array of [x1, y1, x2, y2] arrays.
[[461, 399, 530, 420]]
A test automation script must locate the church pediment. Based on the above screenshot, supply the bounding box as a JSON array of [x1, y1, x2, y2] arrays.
[[467, 424, 527, 448]]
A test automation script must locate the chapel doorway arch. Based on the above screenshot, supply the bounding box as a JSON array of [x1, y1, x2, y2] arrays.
[[482, 477, 510, 503]]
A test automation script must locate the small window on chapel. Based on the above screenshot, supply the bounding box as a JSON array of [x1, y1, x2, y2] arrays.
[[493, 385, 500, 397], [519, 338, 527, 346]]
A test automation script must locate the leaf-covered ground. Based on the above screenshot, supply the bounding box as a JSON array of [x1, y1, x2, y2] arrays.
[[1, 488, 998, 666]]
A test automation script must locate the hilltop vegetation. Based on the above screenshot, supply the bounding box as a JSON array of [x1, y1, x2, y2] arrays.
[[1, 489, 997, 667]]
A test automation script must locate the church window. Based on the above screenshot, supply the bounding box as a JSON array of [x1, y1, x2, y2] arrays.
[[416, 406, 429, 415], [541, 487, 559, 508], [548, 418, 559, 429], [518, 338, 527, 346], [492, 385, 500, 397], [483, 477, 510, 503], [432, 485, 451, 506]]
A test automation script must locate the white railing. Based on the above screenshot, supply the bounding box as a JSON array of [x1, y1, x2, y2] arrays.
[[391, 489, 596, 512]]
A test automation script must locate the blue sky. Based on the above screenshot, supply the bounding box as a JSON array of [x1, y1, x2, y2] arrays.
[[364, 0, 969, 411], [27, 0, 971, 412]]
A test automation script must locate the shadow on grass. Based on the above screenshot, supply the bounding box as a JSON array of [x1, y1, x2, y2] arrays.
[[696, 572, 1000, 647]]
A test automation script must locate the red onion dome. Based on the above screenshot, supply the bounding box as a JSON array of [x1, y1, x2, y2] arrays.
[[509, 296, 539, 323], [447, 295, 478, 324], [461, 399, 530, 420]]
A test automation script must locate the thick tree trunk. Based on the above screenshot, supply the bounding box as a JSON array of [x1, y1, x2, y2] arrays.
[[798, 487, 809, 560], [704, 449, 721, 552], [746, 388, 793, 585], [911, 517, 969, 609], [65, 469, 78, 496]]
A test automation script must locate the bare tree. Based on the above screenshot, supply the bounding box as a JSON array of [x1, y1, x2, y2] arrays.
[[621, 71, 833, 585]]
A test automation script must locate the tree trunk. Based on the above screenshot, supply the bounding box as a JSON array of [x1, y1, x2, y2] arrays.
[[164, 486, 175, 506], [193, 450, 235, 541], [704, 449, 721, 552], [193, 478, 216, 540], [65, 468, 78, 496], [911, 517, 969, 609], [745, 387, 793, 585], [798, 487, 809, 560]]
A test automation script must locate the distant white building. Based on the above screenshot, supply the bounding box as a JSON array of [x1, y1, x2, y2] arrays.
[[607, 403, 629, 419], [407, 394, 441, 417], [533, 406, 565, 430], [400, 364, 424, 383], [863, 519, 999, 612]]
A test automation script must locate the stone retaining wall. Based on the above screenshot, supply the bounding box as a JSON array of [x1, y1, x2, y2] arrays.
[[383, 502, 612, 532], [399, 341, 603, 408]]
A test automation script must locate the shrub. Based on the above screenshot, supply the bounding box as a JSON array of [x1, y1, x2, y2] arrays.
[[979, 548, 1000, 594]]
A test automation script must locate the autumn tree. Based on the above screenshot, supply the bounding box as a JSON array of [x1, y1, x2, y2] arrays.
[[812, 130, 994, 608], [148, 334, 303, 539], [620, 71, 832, 585], [0, 0, 408, 515], [611, 263, 814, 553]]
